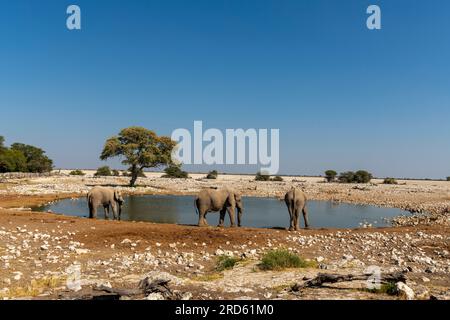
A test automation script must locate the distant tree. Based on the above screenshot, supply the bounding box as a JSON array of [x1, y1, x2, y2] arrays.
[[271, 175, 284, 182], [338, 171, 355, 183], [100, 127, 176, 187], [338, 170, 372, 184], [0, 149, 27, 173], [325, 170, 337, 182], [69, 169, 85, 176], [354, 170, 373, 183], [447, 177, 450, 181], [94, 166, 112, 177], [383, 177, 398, 185], [162, 164, 189, 178], [206, 170, 218, 179], [255, 171, 270, 181], [10, 143, 53, 173], [112, 169, 121, 176], [0, 136, 5, 152]]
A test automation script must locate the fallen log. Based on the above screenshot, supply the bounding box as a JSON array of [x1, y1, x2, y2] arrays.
[[291, 271, 406, 292]]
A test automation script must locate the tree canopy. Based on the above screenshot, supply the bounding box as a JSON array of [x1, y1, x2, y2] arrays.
[[100, 127, 176, 187], [0, 137, 53, 173]]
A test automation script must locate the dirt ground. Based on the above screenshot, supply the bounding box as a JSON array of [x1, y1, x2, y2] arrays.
[[0, 173, 449, 300]]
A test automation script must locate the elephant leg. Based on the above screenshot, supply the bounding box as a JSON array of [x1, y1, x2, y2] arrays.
[[227, 206, 236, 227], [218, 208, 226, 227], [237, 210, 242, 227], [89, 203, 97, 219], [111, 203, 118, 220], [198, 209, 209, 227], [287, 203, 294, 231], [294, 208, 300, 231], [302, 206, 310, 229], [104, 205, 109, 220]]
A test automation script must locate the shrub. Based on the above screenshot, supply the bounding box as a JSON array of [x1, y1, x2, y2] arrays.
[[94, 166, 112, 177], [271, 175, 283, 181], [0, 149, 27, 173], [325, 170, 337, 182], [383, 177, 398, 185], [338, 170, 373, 184], [255, 171, 270, 181], [112, 169, 121, 176], [259, 249, 316, 270], [366, 282, 398, 296], [162, 165, 189, 178], [10, 143, 53, 173], [447, 177, 450, 181], [216, 255, 240, 271], [206, 170, 218, 179], [338, 171, 356, 183], [69, 169, 85, 176], [355, 170, 373, 183]]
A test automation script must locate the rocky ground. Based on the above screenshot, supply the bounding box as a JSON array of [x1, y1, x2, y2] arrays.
[[0, 172, 449, 300]]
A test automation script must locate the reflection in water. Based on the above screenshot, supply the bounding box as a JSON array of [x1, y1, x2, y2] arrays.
[[34, 195, 407, 229]]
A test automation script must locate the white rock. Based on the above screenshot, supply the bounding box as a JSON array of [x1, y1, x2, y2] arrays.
[[146, 292, 164, 300], [396, 282, 415, 300]]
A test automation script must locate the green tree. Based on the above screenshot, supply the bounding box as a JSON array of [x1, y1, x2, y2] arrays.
[[354, 170, 373, 183], [325, 170, 337, 182], [255, 171, 270, 181], [0, 149, 27, 173], [162, 164, 189, 178], [10, 143, 53, 173], [0, 136, 5, 152], [206, 170, 218, 179], [100, 127, 176, 187], [94, 166, 112, 177], [338, 171, 356, 183]]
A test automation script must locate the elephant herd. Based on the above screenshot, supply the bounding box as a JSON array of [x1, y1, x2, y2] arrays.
[[87, 186, 310, 230]]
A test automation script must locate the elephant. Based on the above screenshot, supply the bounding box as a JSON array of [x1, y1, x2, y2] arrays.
[[284, 188, 309, 230], [87, 186, 124, 220], [195, 188, 243, 227]]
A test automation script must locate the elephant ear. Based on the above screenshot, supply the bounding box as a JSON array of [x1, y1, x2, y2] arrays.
[[227, 191, 236, 206], [114, 190, 120, 201]]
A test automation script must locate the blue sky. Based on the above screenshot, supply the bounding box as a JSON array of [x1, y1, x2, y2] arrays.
[[0, 0, 449, 178]]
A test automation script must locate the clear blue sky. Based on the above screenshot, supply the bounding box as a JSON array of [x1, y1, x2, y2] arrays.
[[1, 0, 449, 178]]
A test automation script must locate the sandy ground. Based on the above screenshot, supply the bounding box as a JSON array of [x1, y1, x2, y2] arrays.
[[0, 172, 449, 300]]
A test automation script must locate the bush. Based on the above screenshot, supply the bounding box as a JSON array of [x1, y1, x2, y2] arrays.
[[338, 171, 355, 183], [0, 138, 53, 173], [206, 170, 218, 179], [69, 169, 85, 176], [216, 255, 240, 271], [162, 165, 189, 179], [325, 170, 337, 182], [447, 177, 450, 181], [271, 175, 283, 181], [338, 170, 372, 184], [255, 171, 270, 181], [383, 177, 398, 185], [10, 143, 53, 173], [94, 166, 112, 177], [0, 149, 27, 173], [259, 249, 316, 270], [112, 169, 121, 176]]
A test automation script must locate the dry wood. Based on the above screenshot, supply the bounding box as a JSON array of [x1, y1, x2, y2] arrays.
[[291, 271, 406, 291]]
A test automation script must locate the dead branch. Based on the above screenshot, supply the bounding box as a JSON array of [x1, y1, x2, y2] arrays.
[[291, 271, 406, 292]]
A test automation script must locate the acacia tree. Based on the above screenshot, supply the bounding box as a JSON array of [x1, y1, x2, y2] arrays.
[[100, 127, 176, 187]]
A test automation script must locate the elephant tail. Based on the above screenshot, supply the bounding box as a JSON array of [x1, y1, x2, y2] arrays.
[[194, 197, 199, 216], [291, 187, 296, 212]]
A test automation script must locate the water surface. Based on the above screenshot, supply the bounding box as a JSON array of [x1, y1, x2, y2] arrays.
[[33, 195, 408, 229]]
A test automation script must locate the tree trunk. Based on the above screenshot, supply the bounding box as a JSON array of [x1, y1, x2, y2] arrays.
[[129, 166, 138, 187]]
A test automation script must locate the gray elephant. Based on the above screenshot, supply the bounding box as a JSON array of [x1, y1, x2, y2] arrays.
[[87, 186, 124, 220], [195, 188, 243, 227], [284, 188, 309, 230]]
